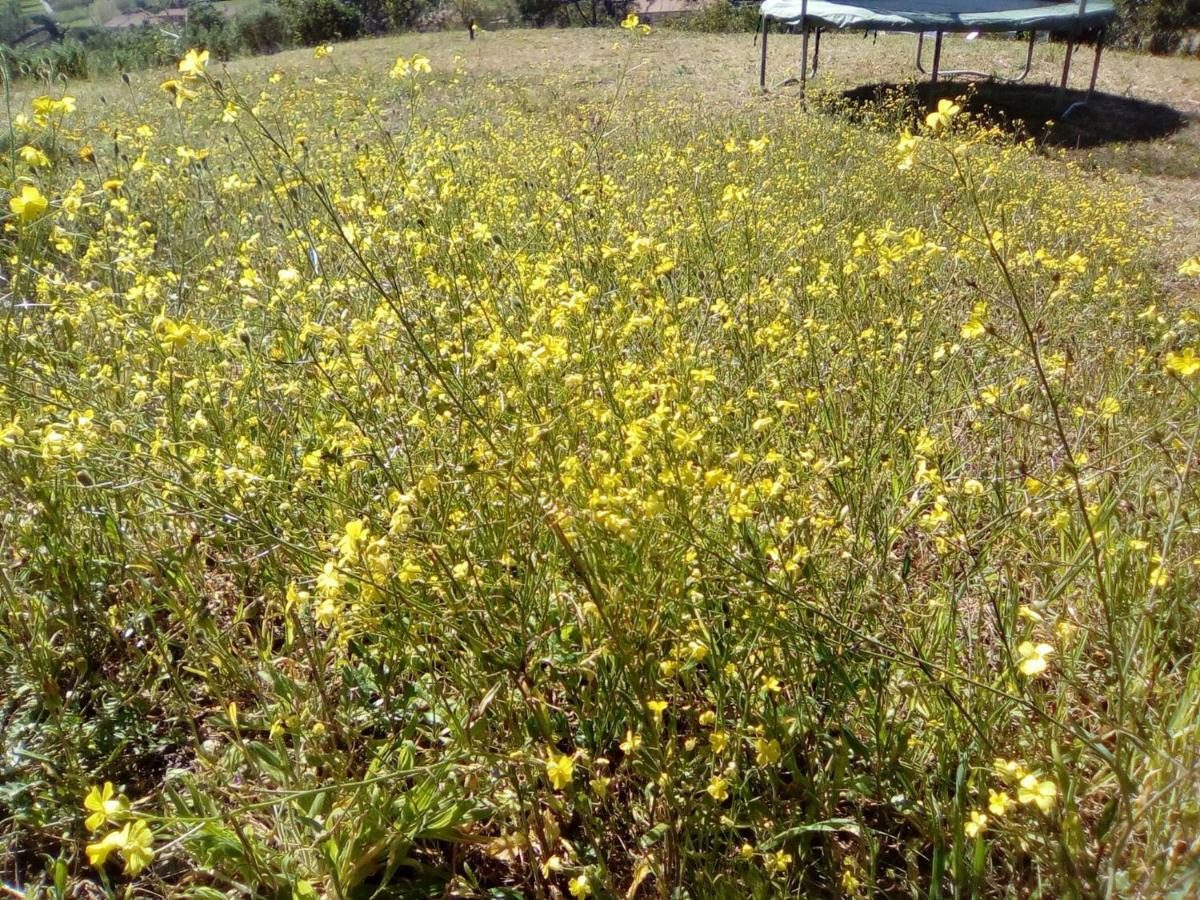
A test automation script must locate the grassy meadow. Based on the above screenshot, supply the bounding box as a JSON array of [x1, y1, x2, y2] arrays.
[[2, 25, 1200, 898]]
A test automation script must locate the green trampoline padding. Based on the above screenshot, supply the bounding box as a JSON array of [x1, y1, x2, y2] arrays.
[[759, 0, 1116, 32]]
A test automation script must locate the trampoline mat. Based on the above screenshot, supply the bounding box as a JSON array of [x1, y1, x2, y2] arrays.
[[760, 0, 1116, 32]]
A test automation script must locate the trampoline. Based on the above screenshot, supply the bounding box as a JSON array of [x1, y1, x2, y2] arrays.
[[757, 0, 1116, 108]]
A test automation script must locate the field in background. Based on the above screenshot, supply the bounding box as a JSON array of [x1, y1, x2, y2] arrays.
[[27, 28, 1189, 242], [2, 26, 1199, 898]]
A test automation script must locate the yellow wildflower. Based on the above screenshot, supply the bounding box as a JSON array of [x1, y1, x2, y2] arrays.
[[19, 145, 50, 168], [964, 810, 988, 838], [121, 820, 155, 875], [546, 751, 575, 790], [1165, 348, 1200, 378], [960, 302, 988, 339], [86, 830, 126, 869], [1148, 561, 1168, 588], [9, 184, 48, 223], [178, 48, 209, 77], [754, 737, 781, 766], [1017, 774, 1057, 812], [925, 98, 961, 133], [766, 849, 792, 875], [84, 782, 127, 832], [1016, 641, 1052, 677], [988, 790, 1012, 816]]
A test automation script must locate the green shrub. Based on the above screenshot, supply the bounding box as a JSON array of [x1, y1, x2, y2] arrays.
[[90, 26, 179, 73], [1115, 0, 1200, 50], [183, 0, 239, 59], [235, 4, 292, 53], [514, 0, 561, 25], [348, 0, 433, 31], [447, 0, 518, 27], [662, 0, 761, 33], [0, 0, 31, 44], [1, 40, 91, 80], [292, 0, 362, 44]]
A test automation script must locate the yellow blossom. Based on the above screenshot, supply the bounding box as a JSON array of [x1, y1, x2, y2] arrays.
[[86, 830, 126, 869], [706, 776, 729, 801], [9, 184, 48, 223], [988, 790, 1012, 816], [754, 737, 781, 766], [1097, 396, 1121, 422], [121, 820, 155, 875], [1016, 641, 1052, 677], [960, 302, 988, 339], [178, 48, 209, 77], [925, 98, 961, 133], [84, 782, 127, 832], [1165, 348, 1200, 378], [964, 810, 988, 838], [766, 849, 792, 875], [1148, 562, 1168, 588], [546, 751, 575, 790], [1018, 774, 1057, 812], [19, 145, 50, 168], [86, 820, 153, 875]]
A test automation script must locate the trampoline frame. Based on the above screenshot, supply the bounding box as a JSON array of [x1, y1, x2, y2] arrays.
[[914, 28, 1036, 82], [757, 0, 1107, 112]]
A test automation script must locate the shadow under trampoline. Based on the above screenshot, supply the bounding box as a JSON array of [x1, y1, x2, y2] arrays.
[[838, 79, 1189, 149]]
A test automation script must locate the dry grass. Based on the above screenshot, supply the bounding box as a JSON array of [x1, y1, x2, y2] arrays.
[[23, 28, 1198, 186]]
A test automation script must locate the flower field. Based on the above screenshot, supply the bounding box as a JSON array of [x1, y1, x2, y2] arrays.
[[2, 27, 1200, 898]]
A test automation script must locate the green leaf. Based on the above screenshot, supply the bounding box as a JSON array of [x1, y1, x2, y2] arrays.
[[759, 819, 861, 849], [640, 822, 670, 848]]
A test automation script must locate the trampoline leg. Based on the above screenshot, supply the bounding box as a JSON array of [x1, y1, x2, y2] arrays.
[[931, 31, 943, 84], [1059, 37, 1074, 91], [801, 27, 810, 97], [812, 28, 821, 76], [760, 17, 768, 90], [1056, 36, 1075, 110], [1088, 27, 1104, 100], [1017, 30, 1035, 82]]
